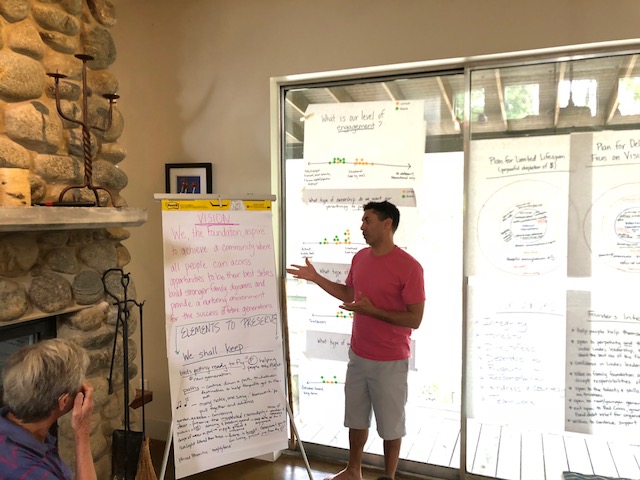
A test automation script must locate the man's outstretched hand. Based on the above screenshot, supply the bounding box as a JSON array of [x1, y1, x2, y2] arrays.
[[286, 258, 318, 282]]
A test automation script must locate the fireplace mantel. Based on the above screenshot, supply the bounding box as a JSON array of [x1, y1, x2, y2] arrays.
[[0, 207, 148, 232]]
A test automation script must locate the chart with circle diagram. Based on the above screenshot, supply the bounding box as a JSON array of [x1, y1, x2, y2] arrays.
[[477, 179, 572, 276], [583, 183, 640, 273]]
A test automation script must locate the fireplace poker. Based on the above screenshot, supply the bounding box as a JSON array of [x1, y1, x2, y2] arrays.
[[103, 268, 146, 480]]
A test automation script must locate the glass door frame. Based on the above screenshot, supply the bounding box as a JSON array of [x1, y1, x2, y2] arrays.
[[270, 38, 640, 480]]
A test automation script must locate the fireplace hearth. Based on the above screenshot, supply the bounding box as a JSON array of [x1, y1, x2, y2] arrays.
[[0, 208, 147, 478]]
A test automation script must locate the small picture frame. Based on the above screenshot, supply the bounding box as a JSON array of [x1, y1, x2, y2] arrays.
[[165, 163, 213, 194]]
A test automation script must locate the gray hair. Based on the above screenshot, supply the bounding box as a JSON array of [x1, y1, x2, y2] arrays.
[[2, 338, 89, 422]]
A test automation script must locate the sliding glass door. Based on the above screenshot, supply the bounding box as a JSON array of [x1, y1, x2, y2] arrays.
[[277, 44, 640, 479], [281, 74, 465, 478], [465, 53, 640, 480]]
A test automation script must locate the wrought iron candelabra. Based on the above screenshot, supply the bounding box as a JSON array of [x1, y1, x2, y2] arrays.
[[48, 54, 119, 207]]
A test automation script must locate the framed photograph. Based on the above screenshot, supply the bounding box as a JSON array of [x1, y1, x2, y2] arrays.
[[165, 163, 213, 194]]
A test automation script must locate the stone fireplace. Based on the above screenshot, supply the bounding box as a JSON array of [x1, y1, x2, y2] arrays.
[[0, 1, 147, 478]]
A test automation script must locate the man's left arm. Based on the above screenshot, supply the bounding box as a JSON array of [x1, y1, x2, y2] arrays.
[[340, 296, 424, 329]]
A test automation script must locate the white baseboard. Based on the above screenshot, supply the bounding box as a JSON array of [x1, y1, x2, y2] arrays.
[[254, 450, 283, 462]]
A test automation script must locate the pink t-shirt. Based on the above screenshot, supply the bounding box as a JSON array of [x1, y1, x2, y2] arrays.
[[345, 246, 425, 361]]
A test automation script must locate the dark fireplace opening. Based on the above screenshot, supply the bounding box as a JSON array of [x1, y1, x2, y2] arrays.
[[0, 317, 57, 407]]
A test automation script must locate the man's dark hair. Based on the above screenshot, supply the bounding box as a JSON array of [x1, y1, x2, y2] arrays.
[[363, 201, 400, 232]]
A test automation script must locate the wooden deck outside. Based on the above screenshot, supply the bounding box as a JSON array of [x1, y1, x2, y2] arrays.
[[294, 408, 640, 480]]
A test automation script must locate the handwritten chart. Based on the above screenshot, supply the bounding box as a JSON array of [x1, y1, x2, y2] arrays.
[[160, 199, 287, 479], [566, 290, 640, 438], [285, 148, 465, 417], [301, 188, 417, 208], [466, 130, 640, 440], [577, 131, 640, 275], [466, 282, 566, 429], [476, 179, 573, 275], [302, 100, 425, 190], [468, 135, 572, 277], [306, 330, 351, 361], [298, 359, 347, 420]]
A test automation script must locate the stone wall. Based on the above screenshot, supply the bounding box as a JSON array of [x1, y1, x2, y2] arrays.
[[0, 0, 126, 206], [0, 2, 139, 479]]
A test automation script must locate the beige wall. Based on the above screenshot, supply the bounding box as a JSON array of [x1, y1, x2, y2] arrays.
[[110, 0, 640, 439]]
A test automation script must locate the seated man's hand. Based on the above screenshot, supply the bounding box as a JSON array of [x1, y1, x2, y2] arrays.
[[71, 381, 94, 438]]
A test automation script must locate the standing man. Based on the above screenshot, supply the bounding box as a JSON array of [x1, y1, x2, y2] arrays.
[[0, 338, 97, 480], [287, 200, 425, 480]]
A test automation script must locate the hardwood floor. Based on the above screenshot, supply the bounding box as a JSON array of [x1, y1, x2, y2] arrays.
[[293, 411, 640, 480], [147, 409, 640, 480], [148, 439, 395, 480]]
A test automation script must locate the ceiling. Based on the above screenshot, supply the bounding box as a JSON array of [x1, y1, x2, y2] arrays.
[[282, 52, 640, 156]]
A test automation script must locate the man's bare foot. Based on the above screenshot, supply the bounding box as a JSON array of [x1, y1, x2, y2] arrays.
[[324, 467, 362, 480]]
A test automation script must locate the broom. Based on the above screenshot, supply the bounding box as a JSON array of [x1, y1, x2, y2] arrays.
[[135, 437, 157, 480]]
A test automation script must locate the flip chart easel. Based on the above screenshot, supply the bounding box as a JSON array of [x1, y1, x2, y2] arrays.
[[155, 193, 312, 480]]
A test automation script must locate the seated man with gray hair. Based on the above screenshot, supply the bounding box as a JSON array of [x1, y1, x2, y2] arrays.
[[0, 338, 97, 480]]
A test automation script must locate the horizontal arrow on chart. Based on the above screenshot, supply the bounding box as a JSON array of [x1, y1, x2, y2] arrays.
[[301, 241, 366, 246], [307, 161, 412, 169]]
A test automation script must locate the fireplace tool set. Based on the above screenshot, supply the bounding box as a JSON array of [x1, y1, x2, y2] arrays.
[[48, 54, 119, 207], [103, 268, 154, 480]]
